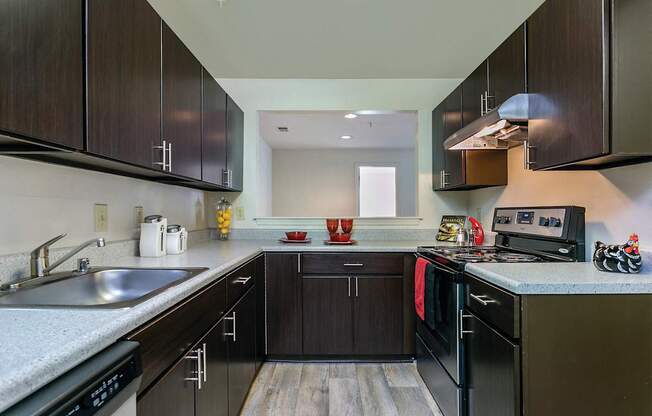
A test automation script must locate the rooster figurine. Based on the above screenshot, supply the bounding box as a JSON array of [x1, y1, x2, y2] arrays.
[[593, 234, 643, 274]]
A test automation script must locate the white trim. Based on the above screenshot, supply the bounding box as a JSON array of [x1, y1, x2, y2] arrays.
[[253, 216, 423, 228]]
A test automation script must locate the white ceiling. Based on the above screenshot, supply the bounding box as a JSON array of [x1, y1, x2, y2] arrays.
[[259, 111, 417, 149], [148, 0, 545, 79]]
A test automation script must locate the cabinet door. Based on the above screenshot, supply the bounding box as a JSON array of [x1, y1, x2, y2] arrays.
[[266, 253, 302, 355], [462, 61, 488, 126], [432, 105, 446, 191], [254, 255, 266, 371], [201, 69, 227, 185], [302, 277, 353, 355], [196, 320, 229, 416], [466, 312, 520, 416], [162, 23, 202, 179], [0, 0, 83, 149], [226, 96, 244, 190], [227, 289, 257, 416], [87, 0, 161, 168], [137, 354, 196, 416], [527, 0, 608, 169], [353, 276, 403, 355], [488, 25, 526, 109], [443, 86, 465, 188]]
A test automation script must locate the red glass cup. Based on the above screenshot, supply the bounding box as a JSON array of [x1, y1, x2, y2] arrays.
[[326, 218, 340, 234], [340, 218, 354, 234]]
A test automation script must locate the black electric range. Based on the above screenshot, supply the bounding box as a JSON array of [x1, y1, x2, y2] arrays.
[[415, 206, 586, 416]]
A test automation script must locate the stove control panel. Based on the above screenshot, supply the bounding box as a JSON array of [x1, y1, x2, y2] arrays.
[[493, 207, 568, 238]]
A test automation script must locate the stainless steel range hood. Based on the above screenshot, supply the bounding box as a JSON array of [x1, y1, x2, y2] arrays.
[[444, 93, 529, 150]]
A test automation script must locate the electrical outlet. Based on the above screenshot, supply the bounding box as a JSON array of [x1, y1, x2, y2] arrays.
[[235, 206, 245, 221], [134, 206, 144, 226], [94, 204, 108, 232]]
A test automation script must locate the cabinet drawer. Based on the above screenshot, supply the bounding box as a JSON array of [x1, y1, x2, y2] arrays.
[[129, 277, 226, 393], [464, 274, 520, 338], [301, 253, 404, 275], [227, 258, 256, 308]]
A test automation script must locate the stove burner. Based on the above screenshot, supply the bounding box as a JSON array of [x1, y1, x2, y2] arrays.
[[419, 246, 544, 263]]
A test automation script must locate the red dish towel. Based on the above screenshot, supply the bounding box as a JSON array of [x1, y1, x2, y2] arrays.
[[415, 257, 428, 321]]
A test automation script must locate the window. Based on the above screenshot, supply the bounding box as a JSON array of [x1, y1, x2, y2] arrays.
[[357, 165, 397, 217]]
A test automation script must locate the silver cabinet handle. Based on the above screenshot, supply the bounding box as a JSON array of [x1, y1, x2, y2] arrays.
[[224, 312, 236, 342], [184, 347, 203, 389], [523, 140, 536, 170], [343, 263, 364, 267], [167, 141, 173, 172], [355, 277, 359, 297], [153, 139, 167, 169], [233, 276, 252, 285], [480, 93, 485, 116], [202, 343, 207, 383], [470, 293, 497, 306], [442, 171, 450, 187], [460, 312, 473, 339], [297, 254, 301, 273], [222, 169, 229, 186], [347, 277, 351, 297]]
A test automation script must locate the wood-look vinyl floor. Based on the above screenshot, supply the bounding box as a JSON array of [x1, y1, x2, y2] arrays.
[[241, 363, 443, 416]]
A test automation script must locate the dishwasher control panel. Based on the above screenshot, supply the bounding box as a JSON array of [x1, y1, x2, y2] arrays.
[[59, 353, 141, 416]]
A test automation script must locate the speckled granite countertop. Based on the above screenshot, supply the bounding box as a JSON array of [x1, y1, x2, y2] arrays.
[[0, 239, 432, 412], [465, 252, 652, 295]]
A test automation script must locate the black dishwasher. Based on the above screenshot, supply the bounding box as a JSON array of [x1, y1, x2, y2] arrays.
[[3, 341, 142, 416]]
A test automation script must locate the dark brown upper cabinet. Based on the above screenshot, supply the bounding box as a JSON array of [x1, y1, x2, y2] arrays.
[[87, 0, 161, 168], [162, 23, 202, 180], [442, 86, 465, 189], [462, 61, 489, 126], [0, 0, 83, 149], [527, 0, 652, 170], [226, 96, 245, 191], [201, 69, 228, 186], [488, 24, 526, 109], [434, 86, 507, 191]]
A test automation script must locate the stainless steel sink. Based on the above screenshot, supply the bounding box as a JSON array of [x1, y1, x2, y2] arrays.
[[0, 267, 208, 308]]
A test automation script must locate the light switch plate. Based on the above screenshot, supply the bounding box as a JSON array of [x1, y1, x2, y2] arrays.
[[235, 206, 245, 221], [94, 204, 108, 232], [134, 206, 144, 226]]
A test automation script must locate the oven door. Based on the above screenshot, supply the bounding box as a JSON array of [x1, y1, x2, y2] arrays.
[[416, 259, 462, 384]]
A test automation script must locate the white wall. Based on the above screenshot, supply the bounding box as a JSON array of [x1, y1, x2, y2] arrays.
[[256, 138, 273, 217], [0, 156, 207, 256], [271, 149, 417, 217], [468, 146, 652, 256], [206, 79, 469, 230]]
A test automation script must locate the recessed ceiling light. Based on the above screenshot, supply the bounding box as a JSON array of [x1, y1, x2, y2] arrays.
[[344, 113, 358, 119], [340, 135, 353, 140]]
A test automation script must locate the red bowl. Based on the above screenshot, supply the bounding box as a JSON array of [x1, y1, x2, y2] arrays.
[[330, 233, 351, 242], [285, 231, 308, 241]]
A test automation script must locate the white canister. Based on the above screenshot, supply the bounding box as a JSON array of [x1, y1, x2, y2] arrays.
[[139, 215, 167, 257], [166, 225, 187, 255]]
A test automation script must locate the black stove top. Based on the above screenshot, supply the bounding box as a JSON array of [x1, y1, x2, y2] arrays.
[[418, 246, 545, 264]]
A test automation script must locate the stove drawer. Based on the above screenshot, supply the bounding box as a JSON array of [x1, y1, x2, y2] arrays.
[[464, 274, 520, 339]]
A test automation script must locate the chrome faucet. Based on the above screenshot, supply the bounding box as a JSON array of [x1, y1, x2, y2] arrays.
[[30, 234, 106, 278]]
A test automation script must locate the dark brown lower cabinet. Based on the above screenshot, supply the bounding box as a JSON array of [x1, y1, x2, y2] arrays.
[[227, 288, 257, 416], [302, 277, 354, 355], [465, 311, 520, 416], [196, 319, 229, 416], [254, 255, 266, 371], [354, 276, 403, 355], [136, 354, 195, 416], [266, 253, 303, 356]]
